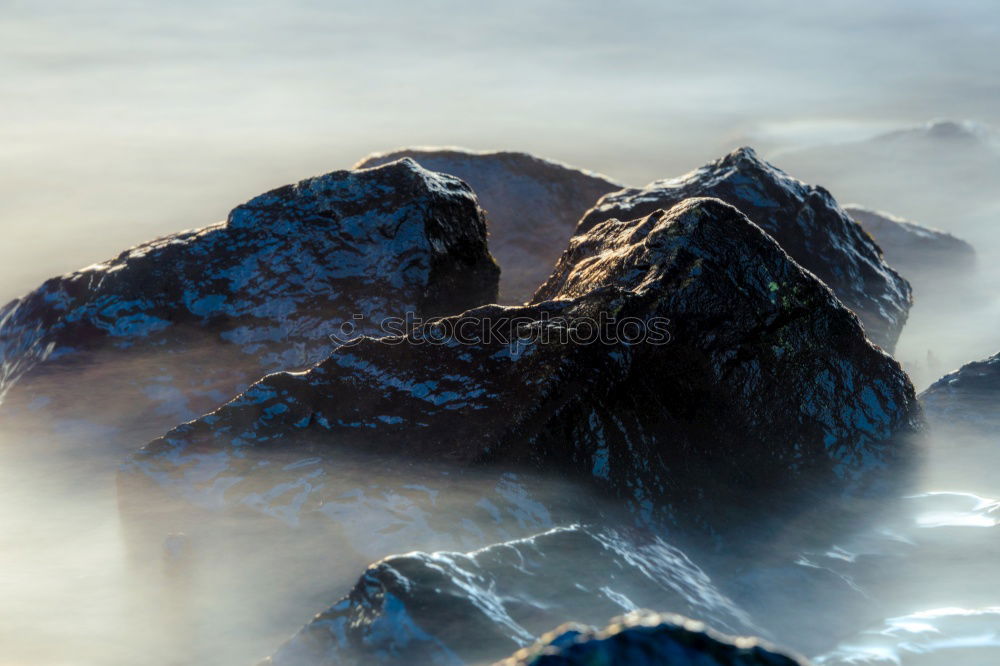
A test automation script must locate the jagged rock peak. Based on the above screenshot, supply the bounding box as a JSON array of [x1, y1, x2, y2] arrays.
[[536, 196, 780, 301], [355, 147, 621, 304], [575, 146, 912, 353]]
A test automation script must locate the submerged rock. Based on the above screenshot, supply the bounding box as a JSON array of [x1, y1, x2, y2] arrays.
[[262, 527, 757, 666], [575, 147, 911, 352], [0, 158, 498, 435], [844, 205, 975, 281], [497, 611, 807, 666], [355, 148, 620, 304], [121, 197, 921, 544]]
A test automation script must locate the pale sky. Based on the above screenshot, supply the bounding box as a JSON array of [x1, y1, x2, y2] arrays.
[[2, 0, 999, 302]]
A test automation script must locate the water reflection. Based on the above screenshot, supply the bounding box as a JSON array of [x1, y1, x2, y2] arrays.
[[807, 435, 1000, 665], [817, 607, 1000, 665]]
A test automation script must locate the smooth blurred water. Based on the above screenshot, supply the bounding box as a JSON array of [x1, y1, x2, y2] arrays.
[[808, 425, 1000, 666], [3, 2, 1000, 665]]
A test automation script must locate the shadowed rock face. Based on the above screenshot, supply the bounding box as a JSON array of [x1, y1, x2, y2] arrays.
[[495, 611, 808, 666], [121, 197, 921, 544], [575, 147, 912, 353], [355, 148, 621, 304], [921, 352, 1000, 427], [261, 527, 758, 666], [844, 205, 975, 279], [0, 158, 498, 435]]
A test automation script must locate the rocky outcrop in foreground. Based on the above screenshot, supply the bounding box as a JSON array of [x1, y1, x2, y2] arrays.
[[496, 611, 808, 666], [121, 197, 921, 545], [0, 159, 498, 432], [263, 528, 757, 666], [575, 147, 911, 352], [355, 148, 620, 304], [844, 205, 975, 280]]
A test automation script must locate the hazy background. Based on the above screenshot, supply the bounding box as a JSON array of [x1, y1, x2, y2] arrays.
[[3, 0, 999, 303], [3, 3, 1000, 664]]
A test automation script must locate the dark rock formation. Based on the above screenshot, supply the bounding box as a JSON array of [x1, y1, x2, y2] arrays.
[[920, 352, 1000, 426], [121, 197, 921, 545], [262, 527, 757, 666], [575, 147, 911, 352], [355, 148, 621, 304], [844, 205, 975, 280], [0, 158, 498, 435], [497, 611, 807, 666]]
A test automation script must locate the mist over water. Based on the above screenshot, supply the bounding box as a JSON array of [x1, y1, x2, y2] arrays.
[[0, 417, 613, 665], [3, 0, 1000, 302], [3, 1, 1000, 665]]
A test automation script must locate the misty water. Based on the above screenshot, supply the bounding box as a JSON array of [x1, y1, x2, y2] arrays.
[[3, 387, 1000, 665], [4, 1, 1000, 665]]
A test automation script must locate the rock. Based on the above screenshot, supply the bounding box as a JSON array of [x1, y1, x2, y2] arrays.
[[574, 147, 911, 352], [121, 197, 921, 544], [355, 148, 621, 304], [496, 611, 808, 666], [261, 527, 758, 666], [0, 158, 498, 437], [844, 205, 975, 282], [920, 352, 1000, 427]]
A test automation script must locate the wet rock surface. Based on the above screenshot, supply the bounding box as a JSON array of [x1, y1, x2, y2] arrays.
[[262, 528, 758, 666], [575, 147, 912, 352], [844, 206, 975, 283], [121, 197, 921, 544], [496, 611, 808, 666], [0, 158, 498, 436], [355, 148, 620, 304]]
